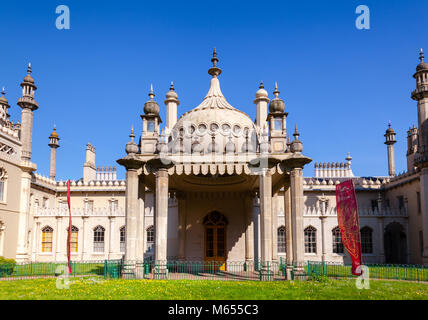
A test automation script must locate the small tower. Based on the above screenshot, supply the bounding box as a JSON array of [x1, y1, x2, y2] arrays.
[[48, 126, 60, 180], [164, 82, 180, 132], [384, 121, 397, 176], [17, 63, 39, 161], [141, 84, 162, 154], [407, 125, 418, 173], [412, 49, 428, 140], [267, 82, 288, 152], [0, 87, 10, 126], [254, 81, 270, 130], [290, 125, 303, 154]]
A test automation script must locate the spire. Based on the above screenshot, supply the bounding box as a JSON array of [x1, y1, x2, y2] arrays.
[[273, 81, 279, 98], [293, 124, 300, 139], [420, 48, 424, 63], [208, 48, 222, 77], [130, 126, 135, 142], [259, 81, 264, 89], [149, 84, 155, 100], [1, 87, 4, 96], [27, 63, 32, 75], [170, 81, 175, 91]]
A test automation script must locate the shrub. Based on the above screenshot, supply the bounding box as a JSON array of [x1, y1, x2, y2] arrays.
[[0, 257, 16, 276]]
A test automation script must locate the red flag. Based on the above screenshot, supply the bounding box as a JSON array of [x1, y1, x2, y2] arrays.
[[336, 180, 363, 276], [66, 180, 72, 275]]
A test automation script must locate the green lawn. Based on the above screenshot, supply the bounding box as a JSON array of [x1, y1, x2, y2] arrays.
[[0, 277, 427, 300]]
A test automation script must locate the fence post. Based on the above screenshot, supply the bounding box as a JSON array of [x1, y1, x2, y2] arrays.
[[104, 260, 107, 278]]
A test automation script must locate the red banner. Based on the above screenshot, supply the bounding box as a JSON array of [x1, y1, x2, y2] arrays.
[[336, 180, 363, 276], [66, 180, 72, 275]]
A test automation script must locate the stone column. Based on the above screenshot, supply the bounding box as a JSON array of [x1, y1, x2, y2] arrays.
[[154, 168, 169, 277], [259, 169, 272, 277], [55, 216, 63, 261], [377, 217, 385, 263], [177, 192, 186, 261], [283, 176, 293, 279], [81, 216, 88, 261], [49, 146, 58, 180], [136, 182, 146, 262], [320, 216, 327, 262], [244, 193, 254, 267], [108, 217, 115, 260], [290, 167, 305, 277], [125, 168, 139, 262], [0, 222, 6, 258], [15, 170, 33, 262], [420, 168, 428, 264], [271, 193, 278, 263]]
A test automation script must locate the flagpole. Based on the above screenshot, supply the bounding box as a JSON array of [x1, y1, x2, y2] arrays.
[[67, 179, 72, 275]]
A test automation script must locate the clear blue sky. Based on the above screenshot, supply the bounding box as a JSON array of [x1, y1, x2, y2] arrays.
[[1, 0, 427, 180]]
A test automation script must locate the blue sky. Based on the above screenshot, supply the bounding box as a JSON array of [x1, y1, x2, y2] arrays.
[[0, 0, 427, 180]]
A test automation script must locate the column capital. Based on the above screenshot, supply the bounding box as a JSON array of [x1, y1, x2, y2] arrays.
[[117, 155, 144, 171]]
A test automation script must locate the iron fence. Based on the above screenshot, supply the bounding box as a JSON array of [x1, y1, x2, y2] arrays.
[[1, 259, 427, 282]]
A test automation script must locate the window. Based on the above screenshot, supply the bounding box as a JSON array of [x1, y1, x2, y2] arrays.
[[274, 119, 282, 131], [304, 226, 317, 254], [42, 197, 48, 208], [277, 227, 286, 253], [0, 168, 7, 202], [66, 226, 79, 253], [397, 196, 404, 211], [147, 120, 155, 132], [120, 226, 125, 253], [371, 199, 378, 212], [332, 227, 344, 254], [41, 226, 53, 253], [361, 227, 373, 254], [93, 226, 105, 253], [417, 192, 421, 215], [147, 226, 154, 252]]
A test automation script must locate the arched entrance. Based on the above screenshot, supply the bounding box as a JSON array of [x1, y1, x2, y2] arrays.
[[384, 222, 407, 264], [203, 211, 228, 270]]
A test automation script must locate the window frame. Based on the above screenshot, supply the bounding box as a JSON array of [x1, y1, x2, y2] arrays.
[[360, 226, 373, 254], [304, 226, 317, 254], [93, 225, 105, 253], [41, 226, 54, 253]]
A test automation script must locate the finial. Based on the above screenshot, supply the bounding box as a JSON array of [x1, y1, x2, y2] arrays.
[[129, 126, 135, 141], [273, 81, 280, 98], [388, 120, 391, 128], [170, 81, 175, 91], [293, 124, 300, 138], [27, 63, 32, 74], [208, 48, 222, 77], [1, 87, 4, 96], [346, 152, 352, 161], [149, 84, 155, 100], [259, 81, 264, 89], [420, 48, 424, 62]]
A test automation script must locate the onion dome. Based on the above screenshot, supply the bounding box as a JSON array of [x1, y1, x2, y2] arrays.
[[256, 81, 268, 99], [144, 84, 160, 115], [0, 87, 9, 107], [417, 49, 428, 72], [269, 82, 285, 113], [23, 63, 35, 84], [125, 126, 139, 155], [165, 81, 180, 104], [50, 126, 59, 139], [290, 125, 303, 153]]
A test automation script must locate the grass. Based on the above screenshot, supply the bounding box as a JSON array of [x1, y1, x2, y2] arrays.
[[0, 277, 427, 300]]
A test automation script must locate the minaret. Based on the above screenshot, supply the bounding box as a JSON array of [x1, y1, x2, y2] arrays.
[[268, 82, 288, 152], [164, 82, 180, 132], [17, 63, 39, 161], [412, 49, 428, 139], [254, 81, 270, 130], [141, 84, 161, 153], [384, 121, 397, 176], [0, 87, 10, 126], [407, 125, 418, 173], [48, 126, 60, 180]]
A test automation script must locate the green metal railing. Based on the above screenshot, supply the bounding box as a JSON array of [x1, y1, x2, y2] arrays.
[[1, 259, 427, 282], [306, 261, 428, 282]]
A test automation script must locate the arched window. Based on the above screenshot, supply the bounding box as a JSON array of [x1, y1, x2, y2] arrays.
[[332, 227, 344, 254], [304, 226, 317, 254], [361, 226, 373, 254], [277, 226, 286, 253], [147, 226, 154, 252], [41, 226, 53, 253], [66, 226, 79, 253], [0, 168, 7, 203], [120, 226, 125, 253], [93, 226, 105, 253]]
